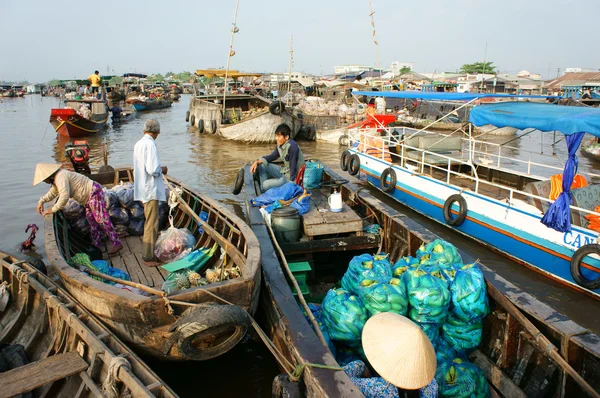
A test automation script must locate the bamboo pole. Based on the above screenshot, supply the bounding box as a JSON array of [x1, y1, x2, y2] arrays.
[[486, 280, 600, 398], [222, 0, 240, 117]]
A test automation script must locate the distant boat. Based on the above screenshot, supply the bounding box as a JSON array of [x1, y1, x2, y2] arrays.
[[126, 96, 173, 111], [50, 99, 108, 137]]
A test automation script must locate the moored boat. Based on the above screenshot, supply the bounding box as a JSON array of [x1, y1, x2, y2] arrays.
[[44, 167, 261, 361], [126, 97, 173, 111], [0, 252, 177, 397], [240, 164, 600, 397], [581, 139, 600, 162], [50, 99, 108, 138]]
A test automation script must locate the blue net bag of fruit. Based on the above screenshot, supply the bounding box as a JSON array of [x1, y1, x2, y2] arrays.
[[321, 288, 368, 346], [416, 322, 440, 347], [357, 277, 408, 317], [391, 256, 419, 278], [450, 262, 489, 322], [441, 314, 483, 352], [435, 358, 490, 398], [417, 239, 463, 266], [404, 268, 450, 324], [341, 253, 392, 295]]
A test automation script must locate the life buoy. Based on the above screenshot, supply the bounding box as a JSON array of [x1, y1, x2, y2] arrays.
[[570, 244, 600, 289], [340, 150, 351, 171], [232, 167, 244, 195], [348, 154, 361, 176], [380, 167, 396, 193], [190, 115, 195, 127], [205, 119, 217, 134], [185, 111, 190, 122], [269, 101, 285, 115], [443, 194, 467, 226], [164, 304, 249, 361], [338, 134, 349, 147]]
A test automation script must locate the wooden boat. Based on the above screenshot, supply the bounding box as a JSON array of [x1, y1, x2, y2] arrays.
[[187, 94, 300, 143], [126, 97, 173, 111], [240, 164, 600, 397], [44, 167, 261, 361], [50, 99, 108, 138], [581, 139, 600, 162], [0, 252, 177, 398]]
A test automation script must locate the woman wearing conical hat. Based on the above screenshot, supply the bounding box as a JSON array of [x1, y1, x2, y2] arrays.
[[34, 164, 122, 254]]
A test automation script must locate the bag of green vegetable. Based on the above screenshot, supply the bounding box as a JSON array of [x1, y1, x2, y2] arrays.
[[434, 336, 468, 363], [341, 253, 392, 295], [450, 262, 489, 322], [441, 314, 483, 352], [416, 322, 440, 346], [321, 288, 369, 346], [357, 278, 408, 317], [404, 268, 450, 324], [435, 358, 490, 398], [417, 239, 463, 266], [391, 256, 419, 278]]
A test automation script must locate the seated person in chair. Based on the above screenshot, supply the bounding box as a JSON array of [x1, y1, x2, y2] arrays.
[[250, 123, 305, 192]]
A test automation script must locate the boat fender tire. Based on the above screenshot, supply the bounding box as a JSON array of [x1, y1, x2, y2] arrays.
[[189, 115, 195, 127], [185, 111, 190, 122], [165, 304, 250, 361], [570, 244, 600, 289], [340, 150, 351, 171], [232, 167, 245, 195], [272, 374, 301, 398], [348, 154, 361, 176], [338, 134, 349, 147], [269, 101, 285, 115], [305, 125, 316, 141], [205, 119, 217, 134], [197, 119, 204, 133], [380, 167, 396, 193], [443, 194, 468, 226]]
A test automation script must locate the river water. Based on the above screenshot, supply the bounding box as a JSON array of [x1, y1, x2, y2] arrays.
[[1, 94, 600, 396]]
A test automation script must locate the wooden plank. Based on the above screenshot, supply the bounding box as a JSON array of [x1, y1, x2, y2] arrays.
[[280, 234, 380, 255], [127, 236, 165, 287], [470, 350, 527, 398], [302, 192, 363, 237], [122, 253, 149, 286], [0, 351, 88, 398]]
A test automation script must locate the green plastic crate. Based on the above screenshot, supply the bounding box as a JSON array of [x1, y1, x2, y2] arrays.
[[289, 261, 311, 296]]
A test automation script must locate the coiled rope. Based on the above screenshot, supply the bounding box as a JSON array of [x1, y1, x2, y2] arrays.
[[102, 354, 132, 398]]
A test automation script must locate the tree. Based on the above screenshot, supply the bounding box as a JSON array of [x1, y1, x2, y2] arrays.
[[147, 73, 164, 82], [460, 62, 497, 74], [399, 66, 412, 75]]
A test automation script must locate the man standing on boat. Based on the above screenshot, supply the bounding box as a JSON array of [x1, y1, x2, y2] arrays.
[[250, 123, 305, 192], [88, 70, 101, 94], [133, 120, 168, 267]]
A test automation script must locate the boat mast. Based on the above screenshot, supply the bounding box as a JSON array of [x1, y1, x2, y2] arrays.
[[222, 0, 240, 117], [367, 0, 383, 89], [287, 35, 293, 101]]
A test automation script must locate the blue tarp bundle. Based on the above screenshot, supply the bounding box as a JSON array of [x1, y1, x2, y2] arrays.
[[250, 182, 303, 206], [353, 91, 554, 102]]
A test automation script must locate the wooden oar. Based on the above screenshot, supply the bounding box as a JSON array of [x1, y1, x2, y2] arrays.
[[486, 280, 600, 398]]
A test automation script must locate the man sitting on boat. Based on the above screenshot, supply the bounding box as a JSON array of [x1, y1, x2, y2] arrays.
[[88, 70, 101, 94], [133, 119, 168, 267], [34, 163, 123, 254], [250, 123, 305, 193]]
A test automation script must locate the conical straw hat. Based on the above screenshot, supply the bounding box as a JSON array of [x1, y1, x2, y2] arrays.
[[362, 312, 436, 389], [33, 163, 62, 186]]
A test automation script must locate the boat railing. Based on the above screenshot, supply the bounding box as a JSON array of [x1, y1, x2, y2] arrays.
[[348, 128, 600, 225]]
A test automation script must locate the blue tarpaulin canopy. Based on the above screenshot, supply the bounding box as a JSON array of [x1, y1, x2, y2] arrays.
[[469, 102, 600, 137], [353, 90, 554, 102]]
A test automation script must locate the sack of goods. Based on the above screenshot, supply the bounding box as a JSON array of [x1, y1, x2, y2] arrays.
[[435, 358, 489, 398], [441, 315, 483, 352], [321, 288, 368, 346], [154, 226, 196, 263], [450, 263, 489, 322], [357, 278, 408, 317], [403, 268, 451, 325], [341, 253, 393, 295]]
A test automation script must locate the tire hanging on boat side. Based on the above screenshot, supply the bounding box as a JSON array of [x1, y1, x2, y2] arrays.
[[338, 134, 349, 147], [443, 194, 468, 226], [380, 167, 396, 193], [190, 115, 195, 127], [269, 101, 285, 115], [570, 244, 600, 289], [232, 167, 245, 195], [340, 150, 351, 171], [348, 154, 361, 176], [205, 119, 217, 134], [185, 111, 190, 122]]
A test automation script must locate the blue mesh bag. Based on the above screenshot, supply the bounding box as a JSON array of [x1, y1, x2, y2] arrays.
[[321, 288, 368, 346], [441, 314, 483, 352], [404, 268, 450, 324], [435, 358, 490, 398], [341, 253, 392, 295], [357, 277, 408, 317], [450, 263, 489, 322]]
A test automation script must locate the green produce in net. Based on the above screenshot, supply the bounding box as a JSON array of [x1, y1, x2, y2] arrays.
[[417, 239, 463, 266], [435, 358, 490, 398], [416, 322, 440, 346], [341, 253, 392, 295], [434, 336, 467, 363], [321, 288, 368, 346], [391, 256, 419, 278], [450, 262, 489, 323], [441, 314, 483, 352], [357, 277, 408, 317], [404, 268, 450, 324]]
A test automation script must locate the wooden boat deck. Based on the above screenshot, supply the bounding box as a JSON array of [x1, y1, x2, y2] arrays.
[[302, 189, 363, 238]]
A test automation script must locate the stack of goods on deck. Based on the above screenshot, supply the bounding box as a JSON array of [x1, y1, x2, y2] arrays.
[[296, 97, 365, 124], [319, 239, 490, 397]]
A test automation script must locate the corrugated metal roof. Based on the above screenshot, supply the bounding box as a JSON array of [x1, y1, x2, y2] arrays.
[[546, 72, 600, 89]]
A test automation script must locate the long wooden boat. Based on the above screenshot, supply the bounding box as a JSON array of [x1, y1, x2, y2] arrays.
[[44, 168, 261, 361], [241, 164, 600, 397], [50, 99, 109, 138], [126, 97, 173, 111], [0, 252, 177, 398], [581, 140, 600, 162]]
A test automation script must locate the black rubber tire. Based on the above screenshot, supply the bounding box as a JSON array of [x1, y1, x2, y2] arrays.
[[340, 150, 351, 171], [443, 194, 468, 226], [165, 304, 250, 361], [190, 114, 195, 127], [197, 119, 204, 133], [205, 119, 217, 134], [338, 134, 349, 147], [348, 154, 360, 176], [570, 244, 600, 289], [185, 111, 190, 122], [272, 374, 301, 398], [380, 167, 396, 193], [232, 168, 244, 195], [269, 101, 285, 115]]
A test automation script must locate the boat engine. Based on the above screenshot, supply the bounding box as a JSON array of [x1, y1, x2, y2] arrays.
[[65, 140, 91, 174]]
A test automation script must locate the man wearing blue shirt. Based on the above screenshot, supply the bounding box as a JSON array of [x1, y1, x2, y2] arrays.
[[250, 123, 305, 192], [133, 119, 168, 267]]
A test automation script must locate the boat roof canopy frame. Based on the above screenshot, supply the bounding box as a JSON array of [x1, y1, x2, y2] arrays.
[[353, 90, 556, 101]]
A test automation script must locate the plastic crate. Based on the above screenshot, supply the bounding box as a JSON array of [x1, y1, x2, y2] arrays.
[[289, 261, 311, 296]]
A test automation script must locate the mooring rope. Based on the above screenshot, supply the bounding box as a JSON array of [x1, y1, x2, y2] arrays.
[[102, 354, 132, 398]]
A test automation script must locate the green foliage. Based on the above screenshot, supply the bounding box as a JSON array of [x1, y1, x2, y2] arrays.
[[146, 73, 165, 82], [47, 79, 62, 87], [460, 62, 497, 74], [399, 66, 412, 74], [109, 76, 123, 85]]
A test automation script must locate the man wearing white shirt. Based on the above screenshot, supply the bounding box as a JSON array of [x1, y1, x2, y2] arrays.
[[133, 119, 168, 267]]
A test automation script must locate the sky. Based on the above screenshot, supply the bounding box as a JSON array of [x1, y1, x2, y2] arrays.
[[1, 0, 599, 82]]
